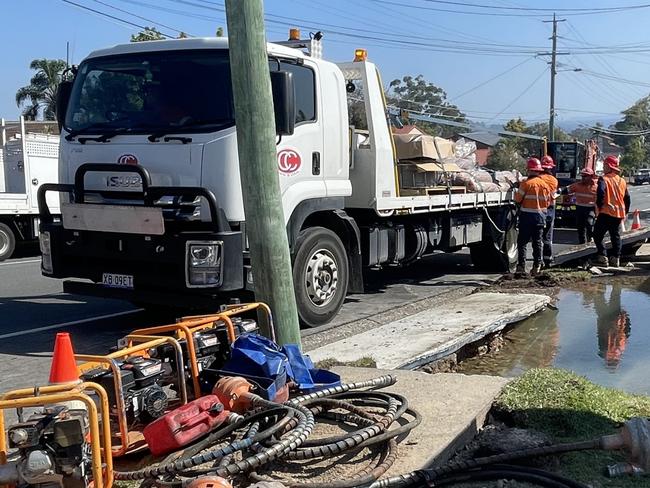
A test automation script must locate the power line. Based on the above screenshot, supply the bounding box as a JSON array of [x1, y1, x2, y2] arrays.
[[91, 0, 189, 36], [421, 0, 650, 13], [369, 0, 650, 17], [487, 67, 549, 123], [60, 0, 175, 37], [449, 57, 535, 101], [579, 69, 650, 88]]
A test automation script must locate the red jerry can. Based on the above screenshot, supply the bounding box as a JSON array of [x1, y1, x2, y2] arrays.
[[143, 395, 229, 456]]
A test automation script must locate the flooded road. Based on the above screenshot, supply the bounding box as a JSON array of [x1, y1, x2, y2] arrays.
[[459, 276, 650, 395]]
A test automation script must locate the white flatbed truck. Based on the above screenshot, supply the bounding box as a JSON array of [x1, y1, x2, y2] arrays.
[[39, 35, 517, 326]]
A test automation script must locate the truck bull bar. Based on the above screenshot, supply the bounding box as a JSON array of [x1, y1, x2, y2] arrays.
[[38, 163, 230, 232]]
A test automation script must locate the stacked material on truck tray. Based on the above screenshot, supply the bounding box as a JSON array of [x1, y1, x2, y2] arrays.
[[394, 133, 521, 194]]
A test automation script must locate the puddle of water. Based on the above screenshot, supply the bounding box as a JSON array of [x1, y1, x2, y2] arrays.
[[459, 277, 650, 395]]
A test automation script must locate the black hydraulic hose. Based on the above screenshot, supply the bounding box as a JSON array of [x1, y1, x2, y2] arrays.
[[114, 399, 309, 480], [431, 464, 591, 488], [283, 395, 399, 460], [179, 407, 292, 459], [213, 401, 315, 478], [288, 375, 397, 406], [371, 439, 601, 488], [250, 438, 399, 488]]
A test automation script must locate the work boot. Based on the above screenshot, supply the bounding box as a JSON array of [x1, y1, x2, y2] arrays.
[[609, 256, 620, 268], [515, 264, 526, 276], [594, 255, 609, 267], [531, 263, 542, 276]]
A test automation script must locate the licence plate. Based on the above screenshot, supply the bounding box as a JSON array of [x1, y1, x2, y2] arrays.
[[102, 273, 134, 289]]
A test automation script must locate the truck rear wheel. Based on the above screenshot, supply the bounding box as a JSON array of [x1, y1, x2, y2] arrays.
[[470, 210, 517, 273], [292, 227, 349, 328], [0, 223, 16, 261]]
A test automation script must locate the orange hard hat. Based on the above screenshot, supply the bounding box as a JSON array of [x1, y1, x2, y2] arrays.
[[604, 155, 620, 171], [581, 167, 595, 176], [527, 157, 543, 172], [541, 155, 555, 169]]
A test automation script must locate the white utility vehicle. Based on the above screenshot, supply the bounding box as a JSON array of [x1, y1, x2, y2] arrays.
[[1, 118, 59, 260]]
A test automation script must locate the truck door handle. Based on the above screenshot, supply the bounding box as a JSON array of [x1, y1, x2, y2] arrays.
[[312, 152, 321, 175]]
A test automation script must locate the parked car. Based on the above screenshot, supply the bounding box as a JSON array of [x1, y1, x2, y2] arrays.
[[634, 168, 650, 185]]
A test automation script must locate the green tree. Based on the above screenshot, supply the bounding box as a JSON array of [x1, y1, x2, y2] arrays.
[[620, 137, 647, 171], [387, 75, 466, 138], [487, 141, 525, 172], [131, 27, 165, 42], [15, 59, 67, 120], [612, 96, 650, 172]]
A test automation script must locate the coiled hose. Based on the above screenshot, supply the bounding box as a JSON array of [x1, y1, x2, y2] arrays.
[[113, 374, 596, 488], [113, 375, 402, 486]]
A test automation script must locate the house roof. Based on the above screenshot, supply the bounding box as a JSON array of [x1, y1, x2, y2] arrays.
[[456, 131, 501, 147]]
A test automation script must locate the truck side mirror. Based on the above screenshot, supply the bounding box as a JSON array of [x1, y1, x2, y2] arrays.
[[56, 80, 74, 131], [271, 70, 295, 136]]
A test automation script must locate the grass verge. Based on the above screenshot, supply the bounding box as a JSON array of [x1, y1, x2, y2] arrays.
[[493, 368, 650, 487]]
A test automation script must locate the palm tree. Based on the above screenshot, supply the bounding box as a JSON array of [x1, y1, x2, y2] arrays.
[[15, 59, 67, 120]]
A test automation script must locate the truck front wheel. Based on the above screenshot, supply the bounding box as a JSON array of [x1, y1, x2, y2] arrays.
[[292, 227, 349, 328], [0, 223, 16, 261]]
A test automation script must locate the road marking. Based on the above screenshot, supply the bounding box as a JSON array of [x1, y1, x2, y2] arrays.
[[0, 259, 41, 266], [0, 309, 143, 340]]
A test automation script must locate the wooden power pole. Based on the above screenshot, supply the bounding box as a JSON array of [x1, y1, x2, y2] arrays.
[[224, 0, 301, 346]]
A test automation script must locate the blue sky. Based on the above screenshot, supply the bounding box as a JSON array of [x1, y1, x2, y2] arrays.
[[3, 0, 650, 127]]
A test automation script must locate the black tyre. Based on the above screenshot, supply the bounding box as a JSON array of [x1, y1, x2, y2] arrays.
[[292, 227, 349, 328], [470, 210, 518, 273], [0, 223, 16, 261]]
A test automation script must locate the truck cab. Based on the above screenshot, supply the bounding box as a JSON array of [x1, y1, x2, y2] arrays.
[[41, 37, 360, 326]]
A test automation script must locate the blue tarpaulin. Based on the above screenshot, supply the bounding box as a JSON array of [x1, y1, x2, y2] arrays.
[[222, 334, 341, 393]]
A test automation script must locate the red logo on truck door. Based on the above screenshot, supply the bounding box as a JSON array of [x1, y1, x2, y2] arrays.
[[117, 154, 138, 165], [277, 148, 302, 175]]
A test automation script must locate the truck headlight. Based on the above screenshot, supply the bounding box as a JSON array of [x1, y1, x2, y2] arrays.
[[185, 241, 223, 287], [39, 231, 53, 274]]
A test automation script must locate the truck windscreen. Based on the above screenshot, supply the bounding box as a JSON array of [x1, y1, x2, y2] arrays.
[[65, 49, 235, 135]]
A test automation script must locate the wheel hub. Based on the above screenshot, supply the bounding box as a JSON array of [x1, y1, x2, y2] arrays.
[[305, 249, 338, 307]]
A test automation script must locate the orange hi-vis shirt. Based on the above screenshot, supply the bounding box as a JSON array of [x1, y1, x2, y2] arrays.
[[568, 180, 597, 207], [539, 173, 558, 208], [515, 176, 550, 216], [600, 173, 627, 219]]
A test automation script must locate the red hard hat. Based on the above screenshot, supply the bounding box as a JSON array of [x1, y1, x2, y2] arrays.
[[541, 155, 555, 169], [580, 167, 595, 176], [527, 157, 543, 172], [604, 155, 620, 171]]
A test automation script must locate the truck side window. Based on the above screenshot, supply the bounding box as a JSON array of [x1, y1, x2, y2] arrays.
[[281, 62, 316, 124]]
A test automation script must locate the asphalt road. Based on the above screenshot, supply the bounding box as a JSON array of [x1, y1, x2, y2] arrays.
[[1, 185, 648, 388]]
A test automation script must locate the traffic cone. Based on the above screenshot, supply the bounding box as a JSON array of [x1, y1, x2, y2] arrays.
[[631, 209, 643, 230], [49, 332, 80, 384]]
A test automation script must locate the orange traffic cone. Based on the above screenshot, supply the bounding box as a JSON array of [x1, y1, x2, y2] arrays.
[[49, 332, 80, 384], [631, 209, 642, 230]]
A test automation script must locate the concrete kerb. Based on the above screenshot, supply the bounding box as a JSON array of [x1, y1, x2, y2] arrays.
[[332, 366, 510, 475], [308, 292, 550, 370]]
